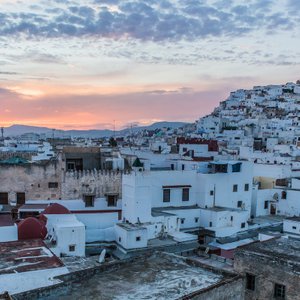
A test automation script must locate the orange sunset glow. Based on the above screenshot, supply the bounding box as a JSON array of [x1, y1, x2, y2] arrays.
[[0, 0, 299, 130]]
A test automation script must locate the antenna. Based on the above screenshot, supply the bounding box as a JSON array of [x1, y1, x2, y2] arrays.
[[113, 120, 116, 139]]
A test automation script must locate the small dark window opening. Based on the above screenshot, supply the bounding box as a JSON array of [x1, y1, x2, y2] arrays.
[[210, 190, 214, 196], [274, 283, 285, 299], [136, 236, 141, 241], [195, 217, 199, 223], [182, 164, 185, 171], [246, 273, 255, 291], [281, 191, 287, 199], [181, 218, 185, 224], [107, 195, 117, 207], [119, 237, 121, 242], [69, 245, 75, 252], [182, 188, 189, 201], [233, 184, 238, 192], [244, 184, 249, 191], [264, 201, 269, 209], [48, 182, 58, 188], [232, 163, 241, 172], [209, 221, 212, 227], [237, 201, 243, 208], [84, 195, 95, 207], [163, 189, 170, 202], [0, 192, 8, 204], [241, 222, 246, 228], [230, 216, 233, 221], [16, 192, 26, 204], [292, 226, 297, 230]]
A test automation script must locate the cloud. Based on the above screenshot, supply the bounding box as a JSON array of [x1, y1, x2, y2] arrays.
[[0, 71, 20, 75], [0, 83, 231, 129], [0, 0, 298, 42]]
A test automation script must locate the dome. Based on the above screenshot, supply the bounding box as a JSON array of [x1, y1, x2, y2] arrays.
[[42, 203, 71, 215], [18, 217, 47, 240]]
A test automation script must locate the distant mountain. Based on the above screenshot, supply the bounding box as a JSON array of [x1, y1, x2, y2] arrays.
[[3, 122, 189, 138]]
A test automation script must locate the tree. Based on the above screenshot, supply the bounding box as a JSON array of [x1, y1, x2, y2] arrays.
[[109, 137, 117, 147]]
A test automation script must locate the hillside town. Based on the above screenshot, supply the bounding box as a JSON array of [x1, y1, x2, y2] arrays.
[[1, 81, 300, 299]]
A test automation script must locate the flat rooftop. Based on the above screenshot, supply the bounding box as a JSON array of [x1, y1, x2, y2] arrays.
[[239, 237, 300, 271], [43, 253, 229, 300], [0, 239, 63, 275]]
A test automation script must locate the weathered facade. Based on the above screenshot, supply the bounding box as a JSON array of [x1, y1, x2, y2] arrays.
[[234, 238, 300, 300], [0, 152, 123, 204]]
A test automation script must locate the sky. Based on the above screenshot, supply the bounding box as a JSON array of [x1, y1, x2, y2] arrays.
[[0, 0, 299, 130]]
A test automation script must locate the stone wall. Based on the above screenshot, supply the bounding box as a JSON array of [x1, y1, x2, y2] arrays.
[[234, 249, 300, 300], [62, 170, 124, 199], [0, 160, 124, 203], [0, 160, 63, 203], [183, 277, 244, 300]]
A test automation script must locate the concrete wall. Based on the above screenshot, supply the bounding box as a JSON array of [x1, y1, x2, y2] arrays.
[[283, 219, 300, 235], [0, 225, 18, 242]]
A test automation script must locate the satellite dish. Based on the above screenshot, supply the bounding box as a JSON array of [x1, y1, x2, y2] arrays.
[[273, 193, 279, 200], [98, 249, 106, 264]]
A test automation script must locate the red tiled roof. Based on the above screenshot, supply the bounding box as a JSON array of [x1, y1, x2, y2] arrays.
[[0, 239, 64, 275]]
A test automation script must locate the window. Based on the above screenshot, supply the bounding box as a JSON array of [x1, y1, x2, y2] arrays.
[[230, 216, 233, 221], [182, 164, 185, 171], [210, 190, 214, 196], [209, 221, 212, 227], [163, 189, 170, 202], [264, 201, 269, 209], [241, 222, 246, 228], [195, 217, 199, 223], [292, 226, 297, 230], [244, 184, 249, 191], [182, 188, 189, 201], [66, 158, 83, 171], [84, 195, 95, 207], [274, 283, 285, 299], [69, 245, 75, 252], [0, 192, 8, 204], [119, 237, 121, 242], [48, 182, 58, 188], [232, 163, 241, 173], [16, 192, 25, 204], [214, 164, 228, 173], [107, 194, 118, 207], [181, 218, 185, 224], [281, 191, 287, 200], [237, 201, 243, 208], [233, 184, 238, 192], [136, 236, 141, 241], [246, 273, 255, 291]]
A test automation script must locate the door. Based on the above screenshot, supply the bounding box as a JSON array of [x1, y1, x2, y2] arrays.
[[270, 203, 276, 215]]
